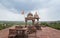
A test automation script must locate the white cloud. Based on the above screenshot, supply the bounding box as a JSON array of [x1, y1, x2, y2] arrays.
[[0, 3, 24, 21], [0, 0, 60, 21], [31, 8, 48, 21]]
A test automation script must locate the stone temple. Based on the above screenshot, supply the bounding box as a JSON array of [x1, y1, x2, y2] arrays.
[[25, 12, 40, 25]]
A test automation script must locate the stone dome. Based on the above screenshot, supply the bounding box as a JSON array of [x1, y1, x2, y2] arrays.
[[27, 13, 33, 18], [27, 13, 33, 16]]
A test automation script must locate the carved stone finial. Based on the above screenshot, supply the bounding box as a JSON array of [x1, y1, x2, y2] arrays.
[[34, 12, 39, 19]]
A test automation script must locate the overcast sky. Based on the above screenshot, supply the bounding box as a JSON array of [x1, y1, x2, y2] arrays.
[[0, 0, 60, 21]]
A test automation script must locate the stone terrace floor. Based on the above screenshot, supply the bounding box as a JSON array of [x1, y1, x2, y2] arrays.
[[0, 25, 60, 38]]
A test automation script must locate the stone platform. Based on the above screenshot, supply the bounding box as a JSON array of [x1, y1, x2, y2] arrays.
[[0, 25, 60, 38]]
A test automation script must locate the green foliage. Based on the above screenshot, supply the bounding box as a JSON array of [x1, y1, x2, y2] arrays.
[[48, 23, 60, 30], [41, 22, 60, 30], [0, 24, 12, 30], [0, 22, 14, 30], [0, 21, 29, 30], [0, 21, 60, 30]]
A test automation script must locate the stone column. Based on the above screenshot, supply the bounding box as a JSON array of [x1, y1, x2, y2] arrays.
[[32, 19, 35, 25], [25, 19, 27, 26], [37, 19, 39, 23]]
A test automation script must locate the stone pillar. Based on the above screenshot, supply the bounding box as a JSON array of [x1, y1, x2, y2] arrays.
[[32, 20, 35, 25], [37, 19, 39, 23], [25, 19, 27, 26]]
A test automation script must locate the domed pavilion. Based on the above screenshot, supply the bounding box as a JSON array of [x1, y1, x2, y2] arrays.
[[25, 12, 40, 25]]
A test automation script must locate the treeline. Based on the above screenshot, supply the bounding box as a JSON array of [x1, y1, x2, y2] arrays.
[[0, 21, 29, 30], [40, 21, 60, 30], [0, 21, 60, 30], [0, 21, 20, 30], [0, 23, 14, 30]]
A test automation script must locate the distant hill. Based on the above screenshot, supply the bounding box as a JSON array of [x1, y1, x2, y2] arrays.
[[40, 20, 60, 23], [0, 20, 60, 23]]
